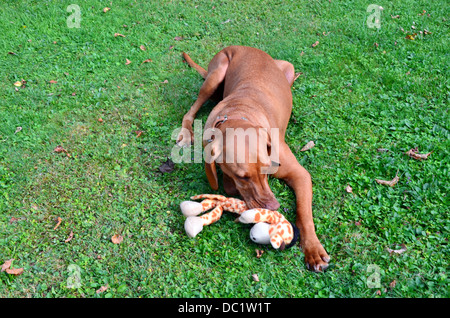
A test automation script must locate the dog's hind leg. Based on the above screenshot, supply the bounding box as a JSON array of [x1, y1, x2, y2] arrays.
[[274, 59, 297, 87]]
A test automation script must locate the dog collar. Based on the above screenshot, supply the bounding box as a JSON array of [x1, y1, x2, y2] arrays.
[[213, 115, 248, 128], [206, 115, 249, 143]]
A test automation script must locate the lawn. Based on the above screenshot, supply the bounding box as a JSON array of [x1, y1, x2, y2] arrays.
[[0, 0, 448, 298]]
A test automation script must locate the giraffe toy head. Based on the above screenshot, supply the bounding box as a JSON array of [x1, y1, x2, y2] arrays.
[[238, 208, 300, 250]]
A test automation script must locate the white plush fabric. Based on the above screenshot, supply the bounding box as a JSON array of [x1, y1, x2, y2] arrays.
[[184, 216, 204, 238], [249, 222, 271, 244], [237, 209, 258, 224], [180, 201, 204, 216]]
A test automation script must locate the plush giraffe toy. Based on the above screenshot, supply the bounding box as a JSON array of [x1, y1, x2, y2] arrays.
[[180, 194, 299, 250]]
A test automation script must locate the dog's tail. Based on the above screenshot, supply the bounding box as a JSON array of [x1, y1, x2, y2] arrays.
[[183, 52, 208, 79]]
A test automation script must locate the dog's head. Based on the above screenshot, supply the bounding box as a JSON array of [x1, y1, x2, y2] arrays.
[[204, 121, 280, 210]]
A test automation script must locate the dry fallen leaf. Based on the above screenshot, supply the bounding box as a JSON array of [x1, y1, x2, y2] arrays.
[[111, 234, 123, 244], [139, 45, 146, 51], [54, 217, 62, 230], [114, 33, 125, 37], [65, 231, 74, 243], [255, 249, 264, 258], [1, 259, 23, 275], [293, 72, 303, 82], [49, 80, 57, 84], [311, 41, 319, 48], [103, 7, 111, 13], [158, 158, 175, 173], [405, 147, 432, 160], [125, 59, 131, 65], [405, 33, 417, 40], [6, 267, 24, 275], [174, 36, 183, 41], [389, 280, 397, 289], [54, 145, 67, 153], [141, 58, 152, 64], [387, 244, 407, 255], [345, 185, 353, 193], [375, 170, 399, 187], [252, 274, 259, 282], [54, 145, 71, 158], [1, 259, 13, 272], [391, 15, 400, 19], [96, 285, 108, 293], [14, 81, 23, 87], [300, 140, 315, 151], [9, 217, 19, 224]]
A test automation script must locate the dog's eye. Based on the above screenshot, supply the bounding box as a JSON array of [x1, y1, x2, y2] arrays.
[[237, 175, 250, 181]]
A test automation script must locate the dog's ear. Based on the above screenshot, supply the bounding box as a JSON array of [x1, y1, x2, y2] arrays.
[[258, 128, 272, 166], [259, 127, 280, 174], [205, 161, 218, 190], [204, 139, 222, 190]]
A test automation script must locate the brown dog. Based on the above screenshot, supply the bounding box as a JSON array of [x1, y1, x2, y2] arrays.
[[177, 46, 329, 271]]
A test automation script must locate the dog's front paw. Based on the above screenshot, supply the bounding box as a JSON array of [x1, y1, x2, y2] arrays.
[[302, 238, 330, 272], [176, 127, 194, 148]]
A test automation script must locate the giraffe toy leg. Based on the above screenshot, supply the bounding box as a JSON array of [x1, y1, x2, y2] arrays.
[[198, 205, 224, 225], [270, 233, 285, 250], [184, 206, 224, 238], [180, 199, 217, 216], [190, 194, 228, 201]]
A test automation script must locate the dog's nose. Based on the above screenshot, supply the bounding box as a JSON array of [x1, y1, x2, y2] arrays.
[[263, 200, 280, 211]]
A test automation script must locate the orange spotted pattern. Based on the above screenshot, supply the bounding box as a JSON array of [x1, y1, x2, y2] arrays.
[[243, 208, 294, 249], [188, 195, 294, 249], [190, 194, 248, 226]]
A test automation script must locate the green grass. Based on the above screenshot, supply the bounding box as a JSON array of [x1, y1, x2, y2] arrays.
[[0, 0, 448, 298]]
